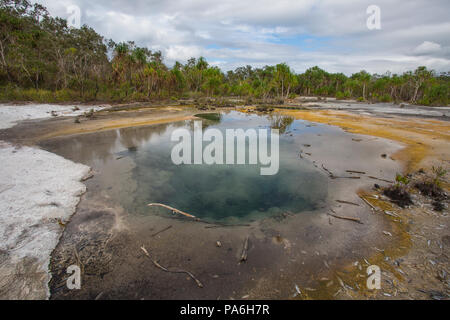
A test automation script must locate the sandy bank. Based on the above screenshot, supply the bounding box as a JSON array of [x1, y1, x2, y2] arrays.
[[0, 103, 101, 299], [0, 142, 90, 299], [0, 103, 108, 130]]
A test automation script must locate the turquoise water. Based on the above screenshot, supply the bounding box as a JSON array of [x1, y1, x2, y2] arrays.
[[41, 111, 328, 222]]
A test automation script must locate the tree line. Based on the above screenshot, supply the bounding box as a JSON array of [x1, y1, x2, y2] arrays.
[[0, 0, 448, 106]]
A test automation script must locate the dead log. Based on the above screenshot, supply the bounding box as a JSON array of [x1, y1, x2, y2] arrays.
[[141, 246, 203, 288]]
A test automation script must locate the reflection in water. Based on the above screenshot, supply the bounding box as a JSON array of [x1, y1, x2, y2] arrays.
[[194, 113, 222, 123], [40, 111, 328, 222], [269, 114, 294, 134]]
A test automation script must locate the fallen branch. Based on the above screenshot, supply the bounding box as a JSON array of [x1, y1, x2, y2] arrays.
[[148, 204, 244, 227], [321, 164, 334, 177], [150, 225, 172, 237], [148, 203, 199, 220], [140, 246, 203, 288], [336, 200, 360, 206], [359, 196, 378, 211], [383, 210, 400, 218], [345, 170, 366, 174], [328, 210, 362, 224], [240, 236, 249, 262], [368, 176, 394, 184], [331, 176, 361, 180]]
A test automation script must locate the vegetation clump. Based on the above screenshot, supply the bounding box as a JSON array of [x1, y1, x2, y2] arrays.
[[255, 105, 275, 112], [383, 174, 413, 208], [414, 166, 448, 211]]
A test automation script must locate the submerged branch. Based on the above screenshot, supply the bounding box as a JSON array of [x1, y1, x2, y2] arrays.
[[148, 203, 199, 220], [150, 225, 172, 237]]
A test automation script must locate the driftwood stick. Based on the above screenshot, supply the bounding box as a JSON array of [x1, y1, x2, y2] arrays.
[[148, 204, 240, 227], [336, 200, 360, 206], [383, 210, 400, 218], [321, 164, 334, 177], [148, 203, 198, 220], [346, 170, 366, 174], [368, 176, 394, 183], [331, 176, 361, 180], [150, 225, 172, 237], [240, 236, 249, 262], [140, 246, 203, 288], [359, 196, 378, 211], [328, 210, 362, 224]]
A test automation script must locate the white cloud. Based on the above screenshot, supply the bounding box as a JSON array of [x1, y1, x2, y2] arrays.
[[166, 45, 203, 61], [413, 41, 442, 55]]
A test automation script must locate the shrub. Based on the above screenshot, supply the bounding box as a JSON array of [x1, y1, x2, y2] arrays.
[[335, 91, 346, 100], [379, 94, 392, 102]]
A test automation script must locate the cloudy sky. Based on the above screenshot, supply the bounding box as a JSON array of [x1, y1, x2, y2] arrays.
[[35, 0, 450, 75]]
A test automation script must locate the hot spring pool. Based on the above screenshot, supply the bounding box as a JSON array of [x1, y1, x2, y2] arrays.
[[40, 111, 329, 222]]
